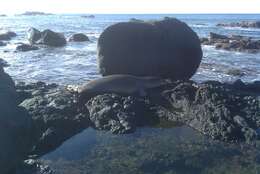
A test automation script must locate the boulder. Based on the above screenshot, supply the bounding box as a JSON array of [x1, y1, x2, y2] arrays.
[[217, 21, 260, 28], [28, 28, 42, 45], [98, 17, 202, 80], [0, 31, 17, 41], [37, 29, 66, 47], [68, 33, 89, 42], [27, 28, 66, 47], [0, 68, 33, 174], [16, 44, 39, 52], [209, 32, 229, 40]]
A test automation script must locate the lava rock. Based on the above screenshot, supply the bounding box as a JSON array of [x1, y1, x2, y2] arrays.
[[19, 82, 89, 156], [16, 44, 39, 52], [68, 33, 89, 42], [98, 17, 202, 80]]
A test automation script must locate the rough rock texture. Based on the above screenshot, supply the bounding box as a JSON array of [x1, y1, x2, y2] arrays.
[[16, 44, 39, 52], [201, 32, 260, 53], [27, 28, 66, 47], [0, 67, 33, 174], [84, 80, 260, 143], [98, 17, 202, 80], [217, 21, 260, 28], [18, 82, 89, 156], [0, 31, 17, 40], [68, 33, 89, 42]]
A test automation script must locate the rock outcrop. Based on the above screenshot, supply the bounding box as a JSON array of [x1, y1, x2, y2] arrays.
[[27, 28, 66, 47], [98, 17, 202, 80], [217, 21, 260, 28], [0, 31, 17, 41], [18, 82, 89, 156], [201, 32, 260, 53], [16, 44, 39, 52], [68, 33, 89, 42]]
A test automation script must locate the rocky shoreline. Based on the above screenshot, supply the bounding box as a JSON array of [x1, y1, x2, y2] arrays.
[[200, 32, 260, 53]]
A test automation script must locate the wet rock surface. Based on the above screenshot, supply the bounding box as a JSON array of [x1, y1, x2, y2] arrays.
[[68, 33, 89, 42], [18, 82, 89, 157], [27, 28, 66, 47], [16, 44, 39, 52], [201, 32, 260, 53], [217, 21, 260, 28]]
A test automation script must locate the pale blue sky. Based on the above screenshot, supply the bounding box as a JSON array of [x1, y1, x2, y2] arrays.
[[0, 0, 259, 14]]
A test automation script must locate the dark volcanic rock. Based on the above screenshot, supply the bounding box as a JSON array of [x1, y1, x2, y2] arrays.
[[84, 80, 260, 144], [18, 82, 89, 156], [86, 94, 158, 134], [0, 58, 9, 67], [68, 33, 89, 42], [201, 32, 260, 53], [0, 68, 33, 174], [0, 31, 17, 41], [27, 28, 66, 47], [217, 21, 260, 28], [16, 44, 39, 52], [37, 29, 66, 47], [98, 17, 202, 80]]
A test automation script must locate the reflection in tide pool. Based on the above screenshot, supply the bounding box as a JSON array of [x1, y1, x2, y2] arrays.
[[41, 126, 260, 174]]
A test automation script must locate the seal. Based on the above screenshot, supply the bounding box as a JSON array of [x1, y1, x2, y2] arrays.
[[78, 74, 172, 104]]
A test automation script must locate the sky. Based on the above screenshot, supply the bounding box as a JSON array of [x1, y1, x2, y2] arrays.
[[0, 0, 260, 14]]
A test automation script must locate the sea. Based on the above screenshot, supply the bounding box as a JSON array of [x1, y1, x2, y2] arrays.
[[2, 14, 260, 174], [1, 14, 260, 85]]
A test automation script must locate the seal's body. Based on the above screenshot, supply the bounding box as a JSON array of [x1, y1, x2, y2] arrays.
[[78, 74, 171, 104]]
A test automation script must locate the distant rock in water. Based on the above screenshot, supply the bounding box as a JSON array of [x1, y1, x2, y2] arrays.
[[0, 41, 6, 46], [98, 17, 202, 80], [28, 27, 41, 45], [27, 28, 66, 47], [0, 31, 17, 41], [68, 33, 89, 42], [217, 21, 260, 28], [0, 14, 6, 17], [81, 15, 95, 18], [16, 43, 39, 52], [201, 32, 260, 53], [18, 11, 53, 16]]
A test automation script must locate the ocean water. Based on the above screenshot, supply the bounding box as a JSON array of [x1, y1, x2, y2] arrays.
[[1, 14, 260, 85]]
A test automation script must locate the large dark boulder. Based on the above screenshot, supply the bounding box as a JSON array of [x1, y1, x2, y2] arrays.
[[98, 17, 202, 80], [68, 33, 89, 42], [0, 68, 33, 174], [27, 28, 66, 47], [37, 29, 66, 47]]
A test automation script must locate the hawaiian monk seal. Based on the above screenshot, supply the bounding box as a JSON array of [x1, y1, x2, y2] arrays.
[[78, 74, 172, 105]]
